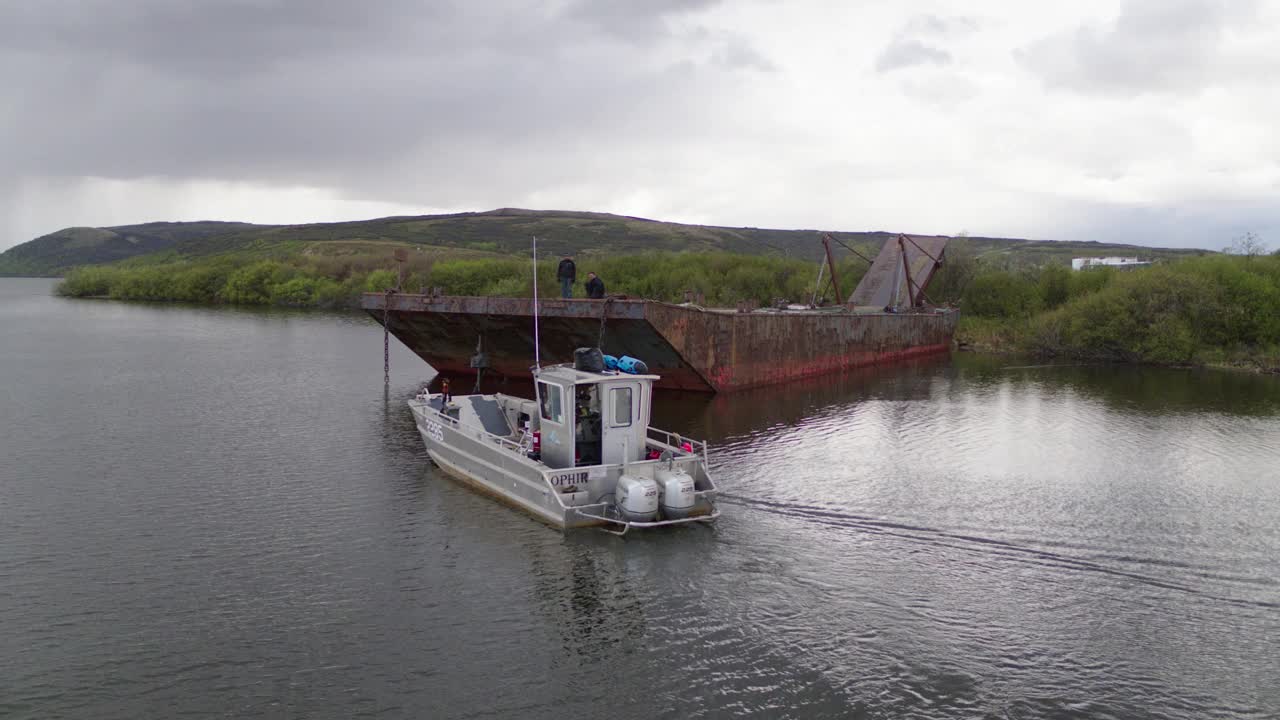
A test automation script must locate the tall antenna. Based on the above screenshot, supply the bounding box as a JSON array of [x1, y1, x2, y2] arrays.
[[531, 235, 541, 369]]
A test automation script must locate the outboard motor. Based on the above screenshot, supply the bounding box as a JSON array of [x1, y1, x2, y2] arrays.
[[655, 466, 696, 519], [615, 474, 659, 522]]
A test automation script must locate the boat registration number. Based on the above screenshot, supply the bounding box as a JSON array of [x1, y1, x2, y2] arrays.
[[424, 419, 444, 443]]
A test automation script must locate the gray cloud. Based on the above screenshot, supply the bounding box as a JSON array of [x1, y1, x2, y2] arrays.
[[902, 14, 979, 36], [1056, 197, 1280, 250], [0, 0, 757, 206], [874, 13, 975, 73], [713, 36, 778, 72], [1, 1, 1276, 253], [875, 39, 951, 73], [1017, 0, 1262, 95], [564, 0, 722, 42]]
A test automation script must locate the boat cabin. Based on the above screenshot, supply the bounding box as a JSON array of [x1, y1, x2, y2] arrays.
[[532, 365, 657, 469]]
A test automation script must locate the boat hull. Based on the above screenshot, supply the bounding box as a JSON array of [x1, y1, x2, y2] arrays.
[[365, 294, 958, 393], [412, 403, 577, 527]]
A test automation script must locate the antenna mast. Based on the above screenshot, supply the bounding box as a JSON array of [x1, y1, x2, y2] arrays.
[[531, 235, 541, 369]]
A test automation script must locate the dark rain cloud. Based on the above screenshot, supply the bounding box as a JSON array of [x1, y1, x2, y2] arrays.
[[2, 2, 1275, 251], [0, 0, 769, 207]]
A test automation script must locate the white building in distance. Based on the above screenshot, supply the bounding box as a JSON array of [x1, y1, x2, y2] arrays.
[[1071, 257, 1153, 271]]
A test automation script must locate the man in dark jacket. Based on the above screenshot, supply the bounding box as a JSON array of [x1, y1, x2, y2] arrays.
[[556, 255, 576, 298], [585, 271, 605, 299]]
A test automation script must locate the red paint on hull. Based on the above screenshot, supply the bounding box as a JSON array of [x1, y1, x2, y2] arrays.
[[705, 342, 954, 391]]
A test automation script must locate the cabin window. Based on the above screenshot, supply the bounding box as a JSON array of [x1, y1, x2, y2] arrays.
[[538, 382, 563, 424], [611, 387, 632, 427]]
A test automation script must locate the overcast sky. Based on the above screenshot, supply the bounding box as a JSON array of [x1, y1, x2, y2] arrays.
[[3, 0, 1278, 251]]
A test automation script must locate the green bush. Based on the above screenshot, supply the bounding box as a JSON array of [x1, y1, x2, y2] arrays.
[[221, 261, 292, 304], [482, 276, 530, 297], [1020, 255, 1280, 367], [363, 269, 399, 293], [270, 277, 323, 306], [1068, 266, 1114, 298], [1037, 264, 1071, 309], [589, 252, 819, 305], [962, 271, 1040, 318], [928, 239, 977, 303], [57, 266, 120, 297], [108, 267, 175, 301], [427, 259, 526, 296], [170, 264, 234, 303]]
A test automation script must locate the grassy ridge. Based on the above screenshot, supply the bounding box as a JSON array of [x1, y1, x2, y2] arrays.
[[3, 207, 1211, 277]]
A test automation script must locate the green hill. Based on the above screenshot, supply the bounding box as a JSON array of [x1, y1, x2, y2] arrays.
[[0, 207, 1211, 277], [0, 221, 263, 276]]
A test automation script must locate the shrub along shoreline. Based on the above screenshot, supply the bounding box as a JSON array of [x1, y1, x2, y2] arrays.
[[55, 251, 874, 309], [953, 254, 1280, 373], [55, 247, 1280, 373]]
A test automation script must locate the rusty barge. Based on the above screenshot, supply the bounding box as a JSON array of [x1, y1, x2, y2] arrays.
[[362, 234, 958, 393]]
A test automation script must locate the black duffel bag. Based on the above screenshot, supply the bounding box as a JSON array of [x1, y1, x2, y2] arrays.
[[573, 347, 605, 372]]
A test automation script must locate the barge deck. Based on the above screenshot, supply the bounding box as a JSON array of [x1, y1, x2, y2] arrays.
[[361, 233, 958, 393]]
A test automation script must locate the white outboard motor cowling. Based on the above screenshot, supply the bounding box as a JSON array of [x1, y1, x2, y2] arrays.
[[615, 474, 659, 522], [656, 466, 697, 519]]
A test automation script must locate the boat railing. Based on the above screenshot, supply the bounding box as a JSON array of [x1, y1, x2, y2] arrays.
[[571, 502, 720, 536], [646, 426, 710, 466], [414, 397, 536, 472]]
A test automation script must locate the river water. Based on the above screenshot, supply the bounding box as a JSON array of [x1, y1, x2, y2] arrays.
[[2, 277, 1278, 719]]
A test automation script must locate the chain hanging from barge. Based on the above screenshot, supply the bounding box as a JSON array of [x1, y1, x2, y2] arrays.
[[383, 289, 392, 385], [597, 297, 613, 349]]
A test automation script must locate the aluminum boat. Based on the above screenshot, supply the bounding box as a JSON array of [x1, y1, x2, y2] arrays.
[[409, 351, 719, 533]]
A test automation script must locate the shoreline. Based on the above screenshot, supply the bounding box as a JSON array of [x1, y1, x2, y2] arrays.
[[46, 286, 1280, 378], [954, 337, 1280, 376]]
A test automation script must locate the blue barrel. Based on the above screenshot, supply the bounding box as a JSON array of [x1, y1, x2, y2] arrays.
[[603, 354, 620, 370], [616, 356, 649, 374]]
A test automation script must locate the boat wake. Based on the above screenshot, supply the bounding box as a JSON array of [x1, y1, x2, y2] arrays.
[[716, 493, 1279, 611]]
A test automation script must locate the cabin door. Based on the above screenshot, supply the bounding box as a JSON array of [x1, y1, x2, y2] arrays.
[[536, 380, 574, 469], [600, 382, 640, 465]]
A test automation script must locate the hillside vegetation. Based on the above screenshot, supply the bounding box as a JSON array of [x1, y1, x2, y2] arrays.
[[0, 221, 261, 276], [26, 205, 1274, 371], [1, 207, 1209, 277], [55, 250, 875, 309], [49, 230, 1280, 371], [951, 252, 1280, 372]]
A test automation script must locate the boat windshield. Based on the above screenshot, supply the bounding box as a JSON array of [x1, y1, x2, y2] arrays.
[[537, 381, 563, 424]]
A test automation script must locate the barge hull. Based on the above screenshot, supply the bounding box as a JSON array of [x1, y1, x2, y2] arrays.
[[364, 294, 957, 393]]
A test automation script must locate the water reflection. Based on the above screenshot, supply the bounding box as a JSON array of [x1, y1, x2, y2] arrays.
[[5, 278, 1280, 720], [528, 537, 648, 664], [650, 355, 951, 442], [649, 353, 1280, 450]]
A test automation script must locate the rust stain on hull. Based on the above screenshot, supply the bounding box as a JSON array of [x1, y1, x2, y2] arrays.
[[364, 294, 958, 393]]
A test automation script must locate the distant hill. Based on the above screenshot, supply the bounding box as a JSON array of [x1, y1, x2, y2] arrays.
[[0, 208, 1212, 277], [0, 221, 264, 276]]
